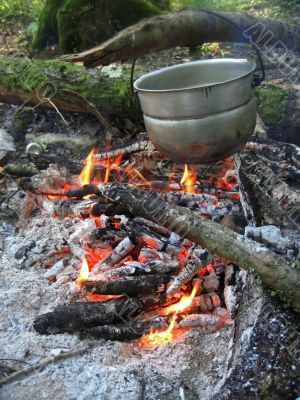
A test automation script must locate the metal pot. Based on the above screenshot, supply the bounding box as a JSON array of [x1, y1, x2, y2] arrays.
[[134, 58, 258, 163]]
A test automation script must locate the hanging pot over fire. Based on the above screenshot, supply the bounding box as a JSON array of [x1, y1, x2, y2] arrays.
[[134, 10, 265, 164]]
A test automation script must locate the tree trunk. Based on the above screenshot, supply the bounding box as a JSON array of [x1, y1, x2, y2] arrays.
[[62, 8, 300, 67], [33, 0, 161, 52]]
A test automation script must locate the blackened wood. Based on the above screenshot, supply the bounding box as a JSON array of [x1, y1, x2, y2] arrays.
[[83, 274, 171, 295], [66, 184, 100, 199], [94, 260, 178, 280], [33, 294, 170, 334], [82, 317, 170, 341], [91, 201, 132, 217], [98, 183, 300, 312], [91, 236, 135, 275], [237, 151, 299, 229]]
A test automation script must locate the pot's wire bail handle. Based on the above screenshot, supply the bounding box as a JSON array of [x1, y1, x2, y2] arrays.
[[198, 8, 265, 88], [130, 8, 265, 92]]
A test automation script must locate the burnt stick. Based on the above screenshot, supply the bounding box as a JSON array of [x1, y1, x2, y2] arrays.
[[33, 293, 172, 335], [82, 274, 171, 295]]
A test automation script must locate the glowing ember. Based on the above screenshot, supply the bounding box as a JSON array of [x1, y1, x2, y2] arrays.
[[47, 194, 66, 200], [79, 148, 95, 186], [164, 281, 199, 314], [85, 293, 123, 302], [180, 164, 197, 193], [77, 256, 89, 286], [104, 158, 111, 183], [144, 315, 177, 345]]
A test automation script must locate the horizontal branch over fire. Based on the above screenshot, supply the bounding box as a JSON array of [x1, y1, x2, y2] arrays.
[[62, 9, 300, 67], [97, 183, 300, 312]]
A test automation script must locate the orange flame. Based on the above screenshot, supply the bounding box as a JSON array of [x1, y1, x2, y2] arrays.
[[77, 256, 89, 286], [144, 315, 177, 345], [79, 148, 95, 186], [142, 282, 199, 345], [164, 281, 199, 314], [180, 164, 197, 193]]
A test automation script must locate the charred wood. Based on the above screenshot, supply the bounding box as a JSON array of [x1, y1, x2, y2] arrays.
[[82, 274, 171, 295], [66, 184, 100, 199], [94, 260, 178, 280], [33, 294, 171, 334], [91, 236, 135, 275]]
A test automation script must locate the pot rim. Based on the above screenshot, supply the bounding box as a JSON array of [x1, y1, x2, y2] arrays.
[[134, 58, 256, 93]]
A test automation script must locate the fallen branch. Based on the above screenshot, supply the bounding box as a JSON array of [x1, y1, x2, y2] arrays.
[[0, 347, 89, 386], [98, 183, 300, 312], [94, 139, 154, 161], [62, 9, 300, 67], [60, 89, 115, 144]]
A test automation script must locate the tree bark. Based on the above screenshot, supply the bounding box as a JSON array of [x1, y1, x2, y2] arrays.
[[62, 9, 300, 67], [96, 183, 300, 312]]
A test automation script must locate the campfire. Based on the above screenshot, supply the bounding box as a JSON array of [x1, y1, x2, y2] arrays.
[[20, 140, 245, 343], [1, 114, 299, 397]]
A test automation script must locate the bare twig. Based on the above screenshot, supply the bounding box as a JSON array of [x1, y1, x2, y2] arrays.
[[0, 347, 90, 386]]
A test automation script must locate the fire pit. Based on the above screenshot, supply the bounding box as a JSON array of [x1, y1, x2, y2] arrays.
[[0, 106, 299, 399]]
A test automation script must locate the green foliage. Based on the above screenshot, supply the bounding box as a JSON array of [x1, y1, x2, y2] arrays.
[[170, 0, 298, 15], [256, 84, 290, 125], [0, 0, 44, 21]]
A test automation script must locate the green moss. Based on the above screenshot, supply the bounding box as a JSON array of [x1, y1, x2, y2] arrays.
[[32, 0, 64, 50], [34, 0, 161, 53], [256, 84, 290, 125], [0, 56, 141, 120]]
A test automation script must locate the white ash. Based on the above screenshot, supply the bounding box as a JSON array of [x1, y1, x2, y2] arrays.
[[0, 223, 234, 400], [245, 225, 296, 251], [0, 128, 16, 161]]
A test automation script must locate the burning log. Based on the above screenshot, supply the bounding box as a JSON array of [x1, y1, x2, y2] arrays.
[[65, 184, 100, 199], [91, 201, 132, 217], [91, 236, 135, 275], [245, 225, 299, 259], [94, 139, 155, 161], [83, 317, 172, 341], [133, 217, 170, 237], [167, 247, 203, 296], [52, 199, 94, 218], [159, 191, 216, 207], [82, 275, 171, 295], [94, 260, 178, 280], [98, 183, 300, 312], [178, 313, 233, 329], [33, 294, 171, 334]]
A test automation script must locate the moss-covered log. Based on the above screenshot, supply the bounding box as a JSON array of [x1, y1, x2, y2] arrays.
[[62, 8, 300, 67], [0, 56, 141, 121], [33, 0, 161, 52]]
